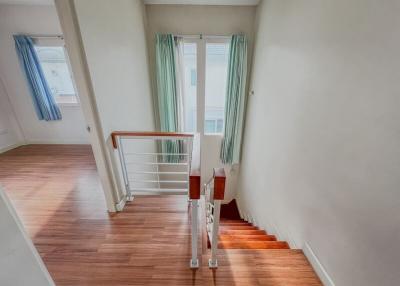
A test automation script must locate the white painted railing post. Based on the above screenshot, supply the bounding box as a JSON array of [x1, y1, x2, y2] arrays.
[[189, 168, 200, 269], [116, 137, 133, 201], [190, 199, 199, 268], [204, 168, 226, 269], [209, 199, 221, 268], [187, 137, 193, 202]]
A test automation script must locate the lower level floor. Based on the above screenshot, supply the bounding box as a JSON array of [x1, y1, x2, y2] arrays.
[[0, 145, 321, 285]]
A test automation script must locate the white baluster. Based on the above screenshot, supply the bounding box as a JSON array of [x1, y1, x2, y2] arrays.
[[209, 199, 221, 268], [190, 199, 199, 268]]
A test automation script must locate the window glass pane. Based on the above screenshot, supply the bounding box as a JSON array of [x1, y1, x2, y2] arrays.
[[190, 69, 196, 86], [205, 42, 229, 134], [205, 120, 216, 133], [182, 43, 197, 132], [216, 119, 223, 133], [35, 46, 77, 103]]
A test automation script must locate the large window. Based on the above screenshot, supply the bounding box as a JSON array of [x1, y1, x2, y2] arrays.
[[35, 46, 78, 104], [182, 43, 197, 133], [205, 42, 229, 134], [181, 38, 229, 135]]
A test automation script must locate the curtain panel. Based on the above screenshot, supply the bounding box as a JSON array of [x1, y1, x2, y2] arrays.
[[220, 35, 248, 165], [14, 35, 61, 121], [155, 34, 184, 162]]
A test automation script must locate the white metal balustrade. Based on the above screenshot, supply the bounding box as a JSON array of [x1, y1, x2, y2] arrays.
[[205, 168, 226, 268], [112, 132, 195, 198], [111, 131, 201, 269]]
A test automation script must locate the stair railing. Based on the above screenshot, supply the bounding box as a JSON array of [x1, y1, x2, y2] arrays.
[[204, 168, 226, 268], [111, 131, 195, 198], [189, 169, 200, 268], [111, 131, 201, 269]]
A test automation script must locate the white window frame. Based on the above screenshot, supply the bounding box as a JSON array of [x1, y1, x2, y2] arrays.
[[182, 36, 230, 137], [34, 37, 80, 107]]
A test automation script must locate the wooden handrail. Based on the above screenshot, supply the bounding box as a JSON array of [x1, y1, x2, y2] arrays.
[[189, 170, 201, 200], [111, 131, 194, 149], [213, 168, 226, 200]]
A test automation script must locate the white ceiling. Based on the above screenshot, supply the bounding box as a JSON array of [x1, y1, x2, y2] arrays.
[[0, 0, 260, 6], [144, 0, 260, 5]]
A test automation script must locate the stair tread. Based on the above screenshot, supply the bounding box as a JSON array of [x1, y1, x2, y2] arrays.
[[220, 219, 248, 223], [212, 217, 290, 250], [219, 234, 276, 241], [220, 229, 267, 235], [220, 222, 252, 226], [218, 241, 289, 249], [220, 225, 259, 230]]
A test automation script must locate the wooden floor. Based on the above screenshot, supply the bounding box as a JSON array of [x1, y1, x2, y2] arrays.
[[0, 145, 322, 286]]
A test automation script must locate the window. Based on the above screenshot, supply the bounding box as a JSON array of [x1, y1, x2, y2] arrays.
[[205, 118, 224, 134], [35, 46, 78, 104], [180, 38, 229, 135], [182, 43, 197, 132], [205, 42, 229, 134], [190, 69, 196, 86]]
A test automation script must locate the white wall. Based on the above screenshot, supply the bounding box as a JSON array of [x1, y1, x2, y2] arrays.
[[74, 0, 155, 138], [72, 0, 155, 201], [0, 4, 89, 145], [237, 1, 400, 285], [146, 4, 256, 201], [0, 187, 54, 286], [0, 76, 23, 152], [146, 4, 256, 71]]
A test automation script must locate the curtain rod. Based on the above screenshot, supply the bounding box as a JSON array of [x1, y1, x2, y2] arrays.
[[174, 34, 231, 39], [25, 34, 64, 40]]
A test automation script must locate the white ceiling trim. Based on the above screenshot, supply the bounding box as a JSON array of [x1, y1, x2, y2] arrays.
[[0, 0, 260, 6], [0, 0, 53, 5], [144, 0, 260, 6]]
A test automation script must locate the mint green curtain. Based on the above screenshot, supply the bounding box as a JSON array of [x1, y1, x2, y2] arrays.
[[155, 34, 183, 162], [220, 35, 248, 165]]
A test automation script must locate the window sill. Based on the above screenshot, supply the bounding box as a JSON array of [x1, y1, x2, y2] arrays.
[[57, 102, 80, 107]]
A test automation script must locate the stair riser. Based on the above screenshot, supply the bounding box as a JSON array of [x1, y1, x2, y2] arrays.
[[220, 223, 252, 226], [216, 216, 290, 251]]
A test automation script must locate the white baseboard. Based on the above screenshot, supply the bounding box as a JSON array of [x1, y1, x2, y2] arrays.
[[236, 199, 334, 285], [0, 142, 24, 154], [115, 196, 127, 212], [303, 243, 335, 286], [0, 141, 91, 154]]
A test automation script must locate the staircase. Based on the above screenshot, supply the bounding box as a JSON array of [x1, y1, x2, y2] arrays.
[[218, 218, 290, 249], [206, 199, 290, 250]]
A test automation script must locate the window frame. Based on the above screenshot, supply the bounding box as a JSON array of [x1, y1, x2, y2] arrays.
[[34, 37, 80, 107], [204, 38, 230, 136], [182, 36, 230, 137]]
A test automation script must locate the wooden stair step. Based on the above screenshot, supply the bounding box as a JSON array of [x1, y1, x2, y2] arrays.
[[219, 225, 259, 230], [219, 229, 267, 235], [218, 241, 289, 249], [216, 209, 291, 250], [220, 222, 252, 226], [220, 219, 247, 223], [219, 234, 276, 241]]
